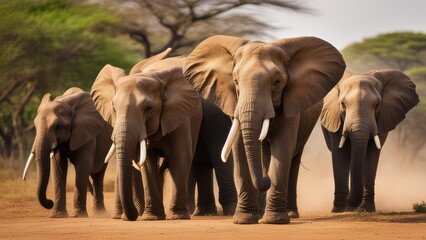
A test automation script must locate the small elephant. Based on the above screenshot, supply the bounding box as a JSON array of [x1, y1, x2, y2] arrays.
[[188, 98, 237, 216], [23, 87, 112, 218], [184, 35, 346, 224], [91, 49, 202, 221], [320, 70, 419, 212]]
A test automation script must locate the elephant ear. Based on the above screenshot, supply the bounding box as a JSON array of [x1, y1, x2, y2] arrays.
[[59, 92, 105, 151], [91, 65, 126, 126], [183, 35, 249, 117], [144, 57, 201, 136], [275, 36, 346, 118], [370, 69, 419, 133], [129, 48, 172, 75], [320, 71, 354, 132]]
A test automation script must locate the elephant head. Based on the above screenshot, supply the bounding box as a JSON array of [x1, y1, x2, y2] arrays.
[[91, 49, 201, 221], [184, 35, 345, 191], [24, 87, 104, 209], [320, 69, 419, 203]]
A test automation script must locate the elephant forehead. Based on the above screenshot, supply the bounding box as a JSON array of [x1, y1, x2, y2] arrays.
[[340, 76, 382, 102], [117, 74, 161, 93]]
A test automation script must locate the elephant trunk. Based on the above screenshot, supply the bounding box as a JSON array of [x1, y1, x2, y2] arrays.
[[347, 130, 369, 207], [115, 122, 139, 221], [239, 99, 271, 192], [34, 134, 54, 209]]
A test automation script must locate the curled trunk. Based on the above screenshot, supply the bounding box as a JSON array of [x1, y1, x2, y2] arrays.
[[35, 134, 54, 209]]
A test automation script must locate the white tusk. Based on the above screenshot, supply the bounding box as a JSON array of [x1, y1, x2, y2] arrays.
[[104, 144, 116, 163], [132, 160, 141, 171], [221, 118, 240, 162], [137, 140, 147, 167], [259, 119, 270, 141], [338, 135, 346, 148], [374, 135, 381, 149], [50, 151, 55, 159], [22, 153, 35, 180]]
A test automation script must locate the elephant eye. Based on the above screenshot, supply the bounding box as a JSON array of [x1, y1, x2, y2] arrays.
[[273, 79, 280, 86], [145, 105, 153, 112], [55, 123, 61, 131]]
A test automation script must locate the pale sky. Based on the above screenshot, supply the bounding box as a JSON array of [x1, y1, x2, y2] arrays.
[[256, 0, 426, 50]]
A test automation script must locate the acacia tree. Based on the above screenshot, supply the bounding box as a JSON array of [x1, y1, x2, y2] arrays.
[[89, 0, 311, 57], [0, 0, 138, 164], [343, 32, 426, 72]]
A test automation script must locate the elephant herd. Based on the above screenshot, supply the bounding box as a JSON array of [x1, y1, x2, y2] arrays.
[[23, 35, 419, 224]]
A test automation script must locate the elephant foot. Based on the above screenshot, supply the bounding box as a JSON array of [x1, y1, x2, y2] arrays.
[[141, 212, 166, 221], [233, 210, 261, 224], [222, 203, 237, 216], [50, 209, 69, 218], [344, 205, 358, 212], [331, 205, 346, 213], [359, 200, 376, 212], [167, 211, 191, 220], [70, 209, 89, 218], [259, 211, 290, 224], [192, 206, 217, 216], [288, 209, 300, 218]]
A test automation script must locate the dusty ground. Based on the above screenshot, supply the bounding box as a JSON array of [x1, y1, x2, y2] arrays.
[[0, 193, 425, 240]]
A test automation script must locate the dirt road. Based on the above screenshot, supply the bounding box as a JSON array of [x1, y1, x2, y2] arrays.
[[0, 193, 425, 240]]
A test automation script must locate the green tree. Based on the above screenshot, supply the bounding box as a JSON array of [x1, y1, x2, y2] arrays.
[[0, 0, 139, 164], [342, 32, 426, 72], [87, 0, 311, 57]]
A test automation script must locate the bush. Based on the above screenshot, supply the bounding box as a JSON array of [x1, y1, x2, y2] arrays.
[[412, 201, 426, 213]]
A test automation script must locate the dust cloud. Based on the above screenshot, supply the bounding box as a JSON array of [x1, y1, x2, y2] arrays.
[[297, 124, 426, 213]]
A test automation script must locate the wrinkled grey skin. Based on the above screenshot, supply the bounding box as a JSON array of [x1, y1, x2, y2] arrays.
[[29, 87, 112, 218], [91, 51, 202, 221], [184, 35, 346, 224], [320, 70, 419, 212], [187, 98, 237, 216]]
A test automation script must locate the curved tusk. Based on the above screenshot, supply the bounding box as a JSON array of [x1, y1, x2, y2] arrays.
[[338, 135, 346, 148], [132, 160, 141, 171], [374, 135, 381, 149], [137, 140, 147, 167], [22, 153, 35, 180], [259, 119, 270, 141], [104, 143, 116, 163], [221, 118, 240, 162]]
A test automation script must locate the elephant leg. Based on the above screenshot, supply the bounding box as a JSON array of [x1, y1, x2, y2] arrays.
[[187, 161, 196, 215], [132, 167, 145, 216], [50, 152, 69, 218], [330, 134, 351, 212], [287, 149, 303, 218], [90, 165, 107, 217], [232, 132, 261, 224], [193, 162, 217, 216], [112, 169, 123, 219], [141, 151, 166, 221], [258, 140, 271, 217], [360, 134, 386, 212], [70, 158, 91, 217]]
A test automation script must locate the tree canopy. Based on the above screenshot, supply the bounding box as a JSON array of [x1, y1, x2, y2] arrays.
[[0, 0, 139, 162], [342, 32, 426, 72], [88, 0, 311, 57]]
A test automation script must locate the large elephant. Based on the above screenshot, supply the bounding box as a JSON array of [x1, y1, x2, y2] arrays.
[[320, 69, 419, 212], [91, 49, 202, 221], [187, 98, 237, 216], [23, 87, 112, 218], [183, 35, 345, 224]]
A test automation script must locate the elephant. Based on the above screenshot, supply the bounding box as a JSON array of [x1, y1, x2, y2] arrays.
[[320, 69, 419, 212], [91, 49, 202, 221], [187, 98, 237, 216], [183, 35, 346, 224], [23, 87, 112, 218]]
